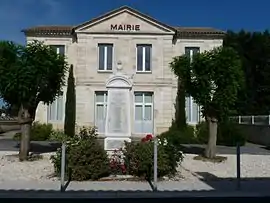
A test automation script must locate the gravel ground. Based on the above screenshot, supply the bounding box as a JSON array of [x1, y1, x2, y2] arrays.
[[0, 151, 57, 182], [180, 154, 270, 180], [0, 151, 270, 183]]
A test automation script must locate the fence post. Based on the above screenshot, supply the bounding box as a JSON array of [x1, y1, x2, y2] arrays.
[[236, 143, 241, 190], [268, 115, 270, 125], [238, 116, 241, 124], [251, 116, 254, 124], [153, 137, 158, 191], [60, 142, 66, 192]]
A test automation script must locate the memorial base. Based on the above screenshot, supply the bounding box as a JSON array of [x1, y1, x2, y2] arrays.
[[104, 137, 131, 151]]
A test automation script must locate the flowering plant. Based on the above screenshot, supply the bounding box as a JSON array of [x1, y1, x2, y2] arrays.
[[141, 133, 153, 142], [109, 148, 127, 175]]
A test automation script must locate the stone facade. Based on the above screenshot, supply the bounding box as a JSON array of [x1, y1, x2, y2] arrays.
[[24, 6, 224, 137]]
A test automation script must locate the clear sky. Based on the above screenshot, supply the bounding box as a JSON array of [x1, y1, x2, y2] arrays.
[[0, 0, 269, 107], [0, 0, 270, 44]]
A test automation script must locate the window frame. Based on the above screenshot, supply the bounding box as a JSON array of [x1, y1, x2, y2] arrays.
[[184, 46, 201, 124], [47, 91, 64, 122], [136, 44, 152, 73], [98, 43, 114, 72], [94, 91, 108, 133], [50, 45, 65, 56], [134, 92, 154, 134]]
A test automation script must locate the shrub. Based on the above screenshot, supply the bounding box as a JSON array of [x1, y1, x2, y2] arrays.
[[50, 126, 110, 181], [123, 134, 183, 179], [196, 121, 246, 146], [217, 121, 246, 146], [159, 125, 197, 145], [49, 130, 68, 142], [13, 122, 53, 141]]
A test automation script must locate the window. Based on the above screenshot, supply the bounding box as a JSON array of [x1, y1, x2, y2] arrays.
[[134, 92, 153, 133], [48, 92, 64, 122], [50, 45, 65, 56], [98, 44, 113, 71], [185, 47, 201, 124], [95, 91, 107, 133], [136, 44, 152, 72]]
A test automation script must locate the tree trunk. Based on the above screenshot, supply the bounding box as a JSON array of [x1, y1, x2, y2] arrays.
[[205, 117, 218, 158], [18, 106, 33, 161]]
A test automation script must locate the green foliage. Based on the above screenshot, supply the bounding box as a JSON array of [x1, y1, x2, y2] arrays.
[[224, 30, 270, 115], [50, 127, 110, 181], [64, 65, 76, 137], [196, 121, 246, 146], [0, 40, 68, 160], [171, 46, 244, 120], [123, 135, 184, 179], [49, 130, 67, 142], [13, 122, 53, 141], [173, 79, 187, 130], [0, 40, 68, 117], [159, 125, 197, 145]]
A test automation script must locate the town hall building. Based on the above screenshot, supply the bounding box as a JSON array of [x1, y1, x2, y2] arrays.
[[23, 6, 224, 149]]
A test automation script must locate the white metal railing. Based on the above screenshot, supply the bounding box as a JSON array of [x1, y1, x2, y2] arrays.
[[230, 115, 270, 125]]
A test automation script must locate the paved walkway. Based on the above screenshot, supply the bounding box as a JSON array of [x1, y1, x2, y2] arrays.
[[0, 179, 270, 193]]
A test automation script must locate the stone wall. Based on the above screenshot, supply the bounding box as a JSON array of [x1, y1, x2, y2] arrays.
[[237, 124, 270, 146]]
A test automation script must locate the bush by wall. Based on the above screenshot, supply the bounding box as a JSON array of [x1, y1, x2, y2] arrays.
[[50, 126, 110, 181], [159, 125, 197, 145], [195, 121, 246, 146], [13, 122, 53, 141], [159, 121, 246, 147]]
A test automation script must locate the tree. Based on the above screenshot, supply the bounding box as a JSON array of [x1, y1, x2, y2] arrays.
[[0, 40, 68, 161], [64, 64, 76, 137], [171, 46, 244, 158], [223, 30, 270, 115], [172, 78, 187, 130]]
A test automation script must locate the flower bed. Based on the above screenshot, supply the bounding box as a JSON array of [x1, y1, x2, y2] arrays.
[[50, 129, 184, 181]]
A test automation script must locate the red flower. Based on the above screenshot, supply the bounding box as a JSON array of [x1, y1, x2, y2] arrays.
[[146, 134, 153, 141]]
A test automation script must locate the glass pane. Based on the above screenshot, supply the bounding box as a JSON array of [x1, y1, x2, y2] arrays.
[[185, 47, 191, 56], [104, 104, 107, 118], [144, 92, 152, 103], [96, 93, 105, 102], [145, 45, 151, 71], [104, 93, 107, 102], [58, 46, 65, 56], [137, 45, 143, 71], [185, 47, 200, 60], [56, 96, 63, 121], [48, 102, 56, 121], [192, 101, 199, 123], [98, 45, 105, 70], [107, 45, 113, 70], [96, 104, 104, 120], [193, 47, 200, 55], [134, 92, 143, 103], [135, 105, 143, 120], [144, 105, 152, 120], [185, 96, 191, 122]]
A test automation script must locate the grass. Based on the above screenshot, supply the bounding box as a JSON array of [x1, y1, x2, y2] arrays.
[[193, 155, 227, 163]]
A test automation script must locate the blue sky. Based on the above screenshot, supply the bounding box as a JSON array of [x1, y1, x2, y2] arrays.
[[0, 0, 269, 44], [0, 0, 269, 107]]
